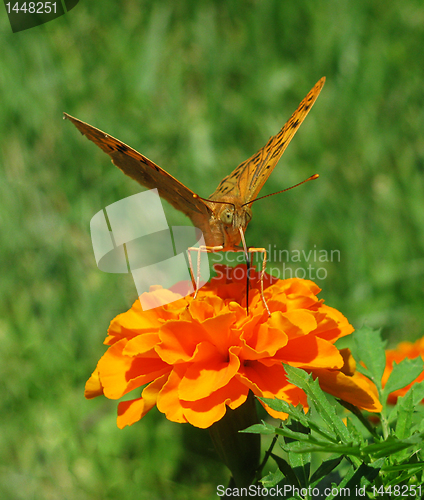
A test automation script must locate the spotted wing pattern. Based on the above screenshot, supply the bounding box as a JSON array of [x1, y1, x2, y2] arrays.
[[63, 113, 212, 224], [208, 77, 325, 204]]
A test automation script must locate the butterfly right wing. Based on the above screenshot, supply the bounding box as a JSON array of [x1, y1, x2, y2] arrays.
[[209, 77, 325, 204], [64, 113, 213, 226]]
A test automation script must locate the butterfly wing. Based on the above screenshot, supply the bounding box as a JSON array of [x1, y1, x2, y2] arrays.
[[209, 77, 325, 204], [64, 113, 212, 226]]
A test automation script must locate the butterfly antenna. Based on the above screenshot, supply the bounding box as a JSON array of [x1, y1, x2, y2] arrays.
[[193, 194, 236, 211], [242, 174, 319, 206], [238, 227, 250, 313]]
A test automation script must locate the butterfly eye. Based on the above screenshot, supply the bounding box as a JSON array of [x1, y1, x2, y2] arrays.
[[220, 208, 234, 225], [244, 208, 252, 223]]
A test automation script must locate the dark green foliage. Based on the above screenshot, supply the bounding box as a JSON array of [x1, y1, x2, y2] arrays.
[[245, 329, 424, 498]]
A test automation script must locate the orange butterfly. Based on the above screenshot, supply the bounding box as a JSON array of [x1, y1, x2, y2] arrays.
[[64, 77, 325, 310]]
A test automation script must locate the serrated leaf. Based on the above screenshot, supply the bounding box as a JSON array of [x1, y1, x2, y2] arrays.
[[351, 326, 386, 391], [411, 380, 424, 405], [382, 461, 424, 472], [382, 357, 424, 401], [324, 466, 356, 500], [395, 389, 414, 439], [283, 442, 363, 456], [260, 469, 284, 488], [309, 455, 343, 486], [386, 466, 424, 487], [287, 440, 311, 488], [259, 397, 309, 425], [271, 453, 300, 487], [362, 432, 424, 458], [274, 427, 325, 445], [242, 421, 275, 434], [259, 396, 339, 443], [338, 400, 378, 437], [344, 458, 384, 489], [284, 365, 351, 443]]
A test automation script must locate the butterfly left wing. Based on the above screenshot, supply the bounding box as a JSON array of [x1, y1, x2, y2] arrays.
[[64, 113, 213, 227], [209, 77, 325, 204]]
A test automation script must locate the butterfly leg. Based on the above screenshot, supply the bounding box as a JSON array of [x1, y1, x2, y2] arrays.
[[247, 247, 270, 316], [187, 245, 223, 299]]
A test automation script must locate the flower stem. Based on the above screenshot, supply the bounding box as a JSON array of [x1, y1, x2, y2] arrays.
[[209, 391, 260, 488]]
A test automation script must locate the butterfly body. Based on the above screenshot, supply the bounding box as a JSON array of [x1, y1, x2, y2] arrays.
[[201, 196, 252, 249], [64, 77, 325, 251]]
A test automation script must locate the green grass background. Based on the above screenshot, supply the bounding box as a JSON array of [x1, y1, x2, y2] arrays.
[[1, 1, 424, 498]]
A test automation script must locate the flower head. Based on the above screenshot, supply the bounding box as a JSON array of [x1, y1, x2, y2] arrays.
[[383, 337, 424, 404], [86, 264, 381, 429]]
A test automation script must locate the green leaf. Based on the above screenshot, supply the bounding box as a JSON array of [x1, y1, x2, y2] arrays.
[[274, 426, 327, 445], [395, 389, 414, 439], [271, 453, 300, 487], [382, 357, 424, 401], [284, 365, 352, 443], [351, 326, 386, 391], [411, 380, 424, 405], [242, 421, 276, 434], [324, 466, 356, 500], [258, 397, 338, 443], [260, 469, 284, 488], [287, 440, 311, 488], [338, 400, 378, 437], [362, 433, 424, 458], [258, 397, 309, 426], [382, 461, 424, 472], [344, 458, 385, 489], [283, 442, 363, 457], [309, 455, 343, 486]]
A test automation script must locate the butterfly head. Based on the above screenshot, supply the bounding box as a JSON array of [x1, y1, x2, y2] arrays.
[[219, 204, 252, 227], [210, 198, 252, 249]]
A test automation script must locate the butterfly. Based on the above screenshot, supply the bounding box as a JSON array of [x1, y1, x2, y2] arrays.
[[64, 77, 325, 311]]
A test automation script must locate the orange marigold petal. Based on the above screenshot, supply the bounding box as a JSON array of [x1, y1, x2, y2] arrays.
[[117, 374, 169, 428], [98, 339, 170, 399], [106, 302, 163, 344], [267, 310, 318, 339], [138, 287, 185, 311], [156, 369, 189, 423], [310, 305, 354, 342], [276, 335, 343, 370], [244, 317, 289, 355], [268, 279, 321, 311], [179, 349, 241, 401], [236, 367, 308, 415], [181, 378, 249, 428], [85, 368, 104, 399], [339, 348, 356, 376], [258, 382, 310, 420], [201, 312, 243, 349], [188, 295, 224, 321], [238, 362, 286, 397], [312, 369, 382, 412], [123, 333, 161, 356], [157, 320, 207, 364], [383, 338, 424, 403]]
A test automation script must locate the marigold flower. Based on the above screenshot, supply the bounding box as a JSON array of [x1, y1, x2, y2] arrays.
[[383, 337, 424, 404], [86, 264, 381, 429]]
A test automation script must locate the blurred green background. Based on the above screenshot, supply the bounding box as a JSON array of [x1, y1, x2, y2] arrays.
[[1, 0, 424, 498]]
